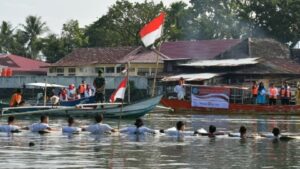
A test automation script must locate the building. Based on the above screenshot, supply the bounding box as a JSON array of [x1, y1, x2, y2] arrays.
[[0, 54, 49, 76], [47, 47, 166, 77], [160, 38, 300, 87]]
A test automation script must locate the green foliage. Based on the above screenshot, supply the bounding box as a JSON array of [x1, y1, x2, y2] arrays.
[[0, 21, 14, 54], [21, 15, 48, 59], [85, 0, 165, 47], [235, 0, 300, 47]]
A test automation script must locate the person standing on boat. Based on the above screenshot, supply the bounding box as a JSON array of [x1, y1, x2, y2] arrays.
[[84, 84, 94, 97], [9, 89, 23, 107], [68, 84, 76, 100], [295, 82, 300, 105], [251, 81, 258, 104], [78, 80, 87, 98], [257, 82, 266, 104], [174, 78, 185, 100], [268, 83, 278, 105], [280, 81, 291, 105], [93, 70, 105, 108]]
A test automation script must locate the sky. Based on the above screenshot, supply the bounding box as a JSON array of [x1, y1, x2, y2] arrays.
[[0, 0, 189, 34]]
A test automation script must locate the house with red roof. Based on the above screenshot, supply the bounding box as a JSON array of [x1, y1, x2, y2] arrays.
[[0, 54, 49, 76]]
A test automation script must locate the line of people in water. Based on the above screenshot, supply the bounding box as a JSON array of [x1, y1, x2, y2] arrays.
[[0, 115, 292, 141], [251, 81, 300, 105]]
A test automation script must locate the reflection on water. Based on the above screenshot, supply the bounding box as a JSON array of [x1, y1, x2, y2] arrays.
[[0, 112, 299, 168]]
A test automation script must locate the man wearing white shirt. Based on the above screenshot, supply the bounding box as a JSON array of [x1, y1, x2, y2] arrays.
[[174, 81, 185, 100], [120, 118, 155, 135], [83, 114, 116, 134], [62, 117, 81, 134], [27, 115, 52, 133], [0, 116, 20, 133]]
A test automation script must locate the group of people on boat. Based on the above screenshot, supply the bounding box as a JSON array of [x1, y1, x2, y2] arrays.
[[0, 114, 293, 142], [251, 81, 300, 105], [9, 70, 106, 107], [59, 81, 94, 101]]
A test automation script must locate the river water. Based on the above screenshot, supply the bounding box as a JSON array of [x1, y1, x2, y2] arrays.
[[0, 112, 300, 169]]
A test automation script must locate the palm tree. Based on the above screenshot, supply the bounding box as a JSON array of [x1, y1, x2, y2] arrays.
[[0, 21, 14, 53], [21, 15, 48, 59]]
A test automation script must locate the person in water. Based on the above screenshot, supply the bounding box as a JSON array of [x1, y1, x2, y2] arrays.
[[83, 114, 116, 134], [0, 116, 21, 133], [272, 127, 280, 138], [26, 115, 53, 133], [62, 117, 81, 134], [161, 121, 197, 137], [228, 126, 248, 138], [120, 118, 156, 135]]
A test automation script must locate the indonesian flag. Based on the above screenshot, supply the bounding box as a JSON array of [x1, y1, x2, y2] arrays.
[[110, 77, 128, 103], [139, 12, 166, 47]]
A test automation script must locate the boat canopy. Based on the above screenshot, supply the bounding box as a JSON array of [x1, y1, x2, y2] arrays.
[[162, 73, 219, 82], [179, 57, 259, 67], [26, 82, 67, 88]]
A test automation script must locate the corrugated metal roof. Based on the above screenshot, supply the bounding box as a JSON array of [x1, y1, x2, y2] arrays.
[[162, 73, 219, 82], [179, 57, 259, 67], [160, 39, 242, 60]]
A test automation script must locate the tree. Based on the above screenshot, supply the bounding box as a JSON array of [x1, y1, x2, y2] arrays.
[[235, 0, 300, 47], [0, 21, 14, 54], [21, 15, 48, 59], [188, 0, 249, 40], [61, 20, 88, 54], [41, 34, 65, 63], [85, 0, 165, 47]]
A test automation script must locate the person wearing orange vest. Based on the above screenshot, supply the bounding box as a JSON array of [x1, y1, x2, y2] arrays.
[[78, 80, 87, 98], [9, 89, 22, 107], [251, 81, 258, 104], [268, 83, 278, 105], [280, 81, 291, 105]]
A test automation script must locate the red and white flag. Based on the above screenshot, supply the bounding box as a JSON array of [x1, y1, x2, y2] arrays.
[[110, 77, 128, 103], [139, 12, 166, 47]]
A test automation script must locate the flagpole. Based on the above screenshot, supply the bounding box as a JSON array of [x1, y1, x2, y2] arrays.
[[151, 22, 164, 97], [127, 62, 130, 103]]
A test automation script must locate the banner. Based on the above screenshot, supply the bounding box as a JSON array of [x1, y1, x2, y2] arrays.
[[191, 86, 230, 109]]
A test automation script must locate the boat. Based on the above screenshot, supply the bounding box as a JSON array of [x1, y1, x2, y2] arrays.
[[160, 83, 300, 115], [1, 95, 163, 118]]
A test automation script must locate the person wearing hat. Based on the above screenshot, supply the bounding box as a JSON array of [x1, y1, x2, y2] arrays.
[[93, 69, 105, 108], [9, 89, 23, 107], [120, 118, 156, 135]]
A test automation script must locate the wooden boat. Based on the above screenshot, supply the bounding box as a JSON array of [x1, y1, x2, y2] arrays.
[[1, 95, 162, 118], [160, 98, 300, 115], [160, 82, 300, 115]]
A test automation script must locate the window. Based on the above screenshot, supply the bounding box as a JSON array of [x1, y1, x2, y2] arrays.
[[49, 67, 56, 73], [106, 67, 115, 73], [68, 68, 76, 73], [95, 67, 104, 74], [56, 68, 64, 76], [137, 68, 149, 76], [116, 66, 125, 73], [57, 68, 64, 73]]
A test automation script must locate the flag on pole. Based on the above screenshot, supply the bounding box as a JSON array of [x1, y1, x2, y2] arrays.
[[139, 12, 166, 47], [110, 77, 128, 103]]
